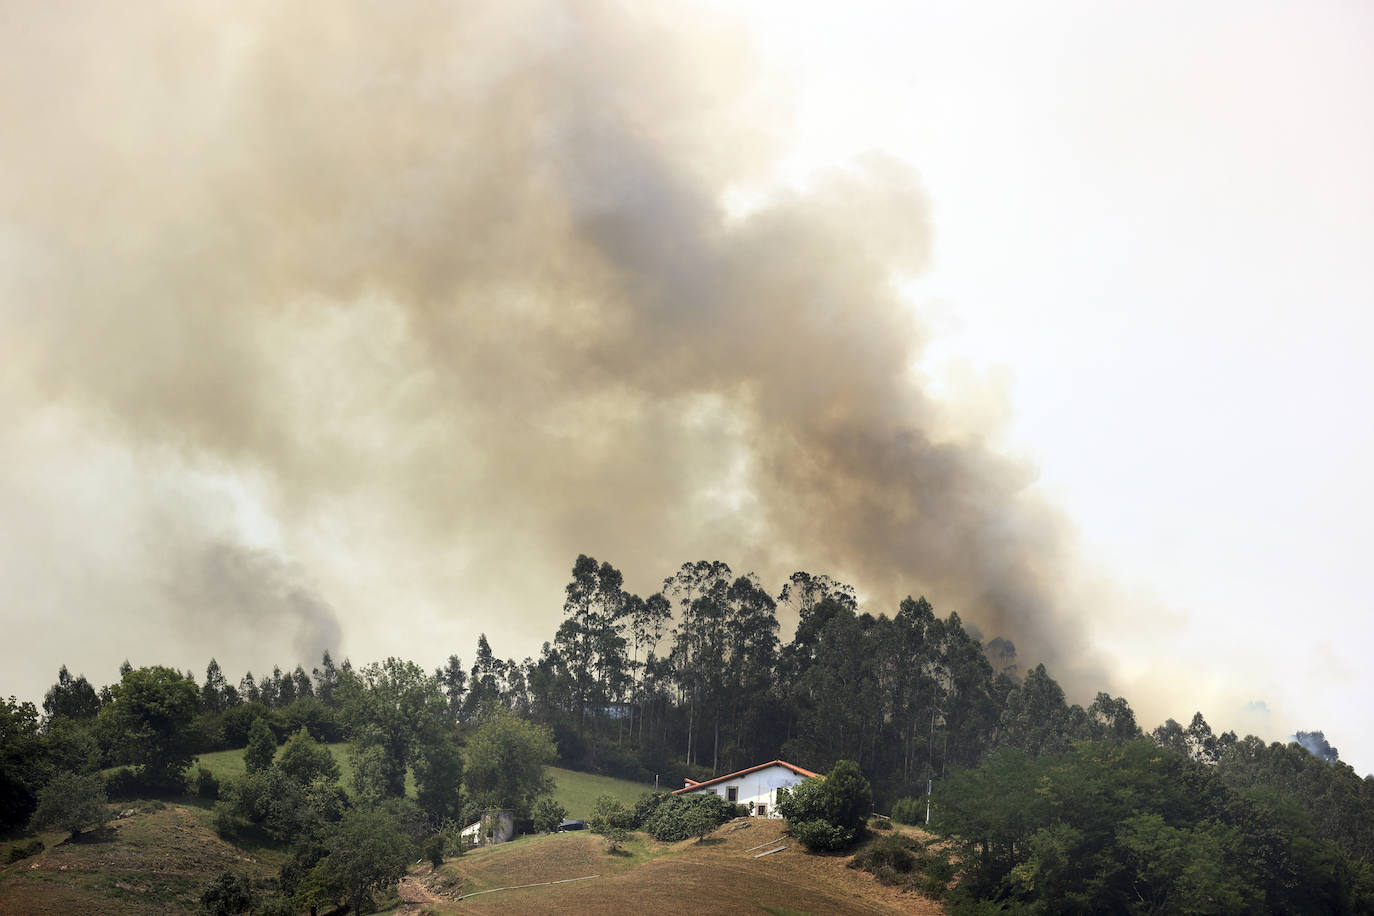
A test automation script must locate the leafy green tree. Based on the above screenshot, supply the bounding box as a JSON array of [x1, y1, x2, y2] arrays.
[[339, 657, 447, 798], [995, 663, 1070, 757], [639, 793, 734, 842], [43, 665, 101, 721], [43, 718, 102, 774], [277, 727, 339, 785], [200, 659, 229, 715], [436, 654, 466, 721], [308, 806, 414, 916], [777, 760, 873, 851], [200, 870, 256, 916], [531, 796, 567, 833], [556, 555, 631, 734], [28, 771, 110, 838], [244, 717, 277, 774], [312, 650, 341, 709], [414, 733, 464, 822], [97, 665, 200, 790], [463, 711, 556, 820]]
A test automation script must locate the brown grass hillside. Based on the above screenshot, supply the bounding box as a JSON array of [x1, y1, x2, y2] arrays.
[[0, 802, 280, 915], [415, 819, 946, 915]]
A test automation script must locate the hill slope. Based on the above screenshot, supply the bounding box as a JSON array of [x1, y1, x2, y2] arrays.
[[0, 803, 280, 915], [420, 819, 943, 915]]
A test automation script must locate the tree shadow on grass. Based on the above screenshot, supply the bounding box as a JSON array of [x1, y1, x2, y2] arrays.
[[693, 837, 726, 846], [68, 825, 117, 845]]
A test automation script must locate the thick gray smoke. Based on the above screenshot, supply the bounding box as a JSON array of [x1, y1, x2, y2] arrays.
[[166, 542, 343, 670], [0, 1, 1102, 696]]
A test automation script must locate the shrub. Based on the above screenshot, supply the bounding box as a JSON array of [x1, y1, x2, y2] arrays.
[[641, 793, 733, 842], [424, 833, 445, 868], [891, 796, 922, 825], [277, 728, 339, 786], [790, 818, 855, 851], [5, 839, 44, 863], [848, 833, 952, 898], [589, 795, 636, 832], [200, 869, 256, 915], [197, 767, 220, 801], [213, 768, 306, 842], [632, 792, 662, 826], [28, 772, 111, 838], [244, 718, 277, 775], [777, 760, 873, 852], [531, 796, 567, 833], [103, 767, 142, 800]]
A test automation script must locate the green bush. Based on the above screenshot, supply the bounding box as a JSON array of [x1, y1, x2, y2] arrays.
[[28, 772, 111, 838], [199, 869, 256, 915], [589, 794, 636, 832], [848, 833, 952, 897], [197, 767, 220, 801], [641, 793, 733, 842], [103, 767, 142, 800], [790, 818, 855, 851], [531, 796, 567, 833], [424, 833, 445, 868], [777, 760, 873, 851], [891, 796, 922, 825], [5, 839, 44, 863]]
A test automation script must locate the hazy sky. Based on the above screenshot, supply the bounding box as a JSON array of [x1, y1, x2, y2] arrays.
[[2, 1, 1371, 773]]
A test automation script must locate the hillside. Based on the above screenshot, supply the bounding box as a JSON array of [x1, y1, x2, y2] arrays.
[[0, 802, 280, 915], [414, 819, 943, 915], [1, 803, 942, 915]]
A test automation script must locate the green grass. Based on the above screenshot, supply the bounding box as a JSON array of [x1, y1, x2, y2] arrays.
[[191, 747, 646, 817], [547, 767, 655, 819], [190, 743, 415, 797]]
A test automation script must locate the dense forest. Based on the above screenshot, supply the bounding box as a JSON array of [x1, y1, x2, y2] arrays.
[[4, 554, 1373, 912]]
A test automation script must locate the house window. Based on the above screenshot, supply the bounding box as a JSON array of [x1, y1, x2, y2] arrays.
[[727, 786, 738, 802], [756, 803, 767, 817]]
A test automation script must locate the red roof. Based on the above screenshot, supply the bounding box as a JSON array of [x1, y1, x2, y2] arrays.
[[672, 760, 823, 794]]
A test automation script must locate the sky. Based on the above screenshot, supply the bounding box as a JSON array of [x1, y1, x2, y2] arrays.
[[2, 1, 1371, 773]]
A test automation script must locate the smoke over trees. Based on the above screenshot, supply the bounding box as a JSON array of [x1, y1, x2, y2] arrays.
[[0, 0, 1107, 711]]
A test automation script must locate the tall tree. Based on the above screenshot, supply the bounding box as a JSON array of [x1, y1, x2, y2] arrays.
[[98, 665, 200, 789], [0, 697, 45, 829], [435, 654, 466, 721], [312, 650, 341, 708], [338, 658, 447, 799], [43, 665, 101, 722], [201, 659, 229, 715], [463, 711, 556, 819]]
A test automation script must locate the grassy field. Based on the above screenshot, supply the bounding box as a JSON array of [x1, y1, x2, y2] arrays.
[[190, 747, 652, 819], [546, 767, 655, 818], [190, 743, 416, 797]]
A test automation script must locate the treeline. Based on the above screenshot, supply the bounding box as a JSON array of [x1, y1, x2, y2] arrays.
[[7, 554, 1372, 815], [5, 552, 1374, 910]]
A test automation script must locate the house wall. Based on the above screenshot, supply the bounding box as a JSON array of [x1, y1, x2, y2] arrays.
[[681, 764, 810, 817]]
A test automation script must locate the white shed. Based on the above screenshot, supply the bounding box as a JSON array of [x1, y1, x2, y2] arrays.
[[672, 759, 822, 818]]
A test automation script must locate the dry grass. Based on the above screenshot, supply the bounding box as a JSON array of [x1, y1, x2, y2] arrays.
[[417, 819, 946, 915], [0, 803, 281, 915]]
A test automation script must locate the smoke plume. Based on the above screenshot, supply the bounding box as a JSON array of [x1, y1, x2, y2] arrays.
[[0, 1, 1102, 695]]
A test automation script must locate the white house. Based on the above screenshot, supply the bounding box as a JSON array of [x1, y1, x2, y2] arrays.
[[672, 759, 822, 818]]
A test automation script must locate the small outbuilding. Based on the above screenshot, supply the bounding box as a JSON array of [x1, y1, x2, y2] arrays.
[[555, 818, 586, 832], [672, 759, 822, 818], [460, 808, 515, 846]]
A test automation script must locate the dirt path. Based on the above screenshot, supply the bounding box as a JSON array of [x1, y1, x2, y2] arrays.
[[398, 866, 445, 912]]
